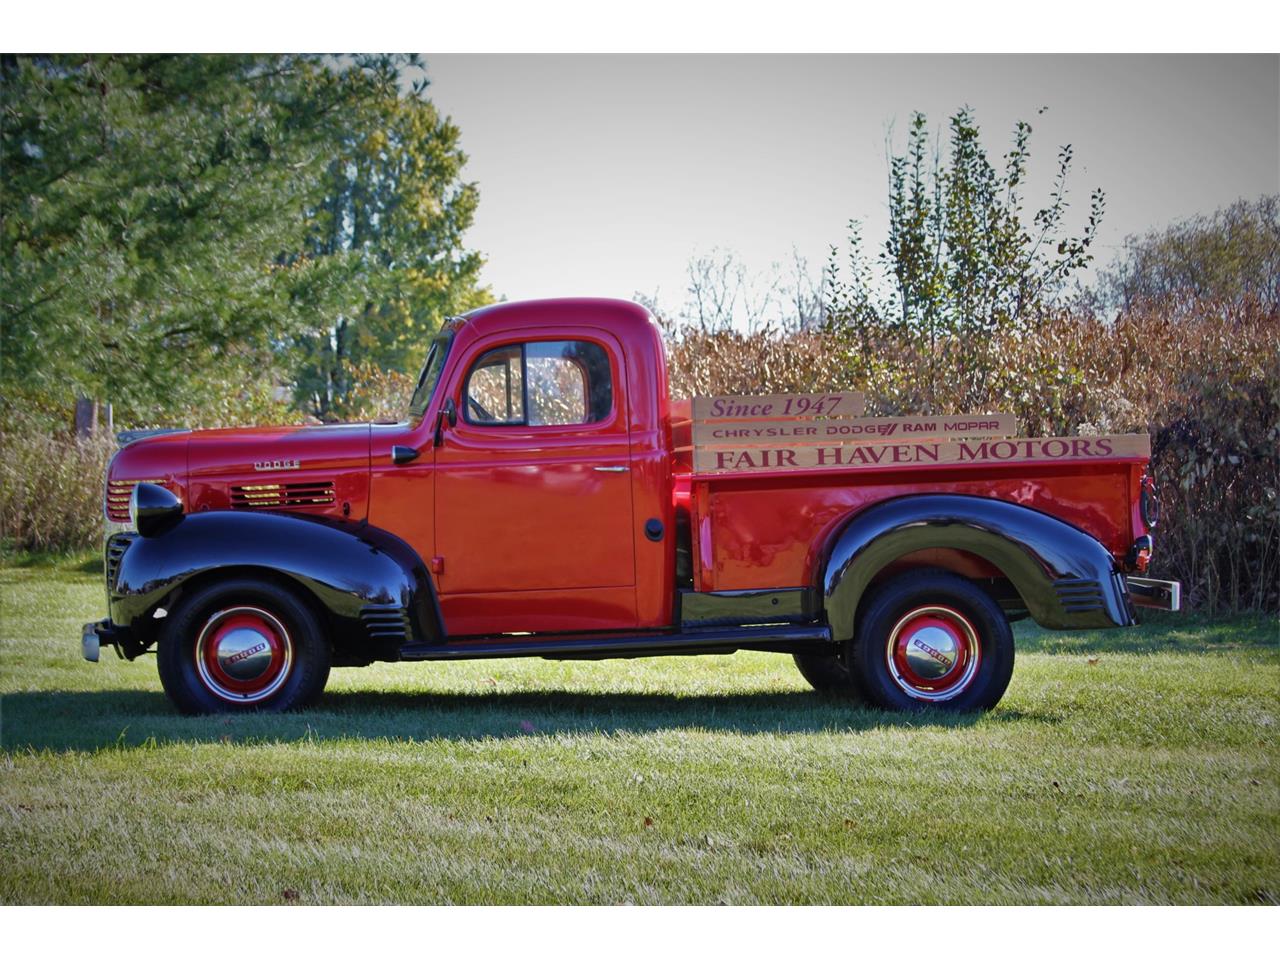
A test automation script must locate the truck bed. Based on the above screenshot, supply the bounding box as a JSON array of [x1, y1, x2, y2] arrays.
[[674, 454, 1146, 594]]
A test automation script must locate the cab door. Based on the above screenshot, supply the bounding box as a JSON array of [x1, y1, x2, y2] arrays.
[[433, 331, 637, 636]]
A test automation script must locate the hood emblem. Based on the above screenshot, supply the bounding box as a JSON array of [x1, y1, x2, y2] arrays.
[[253, 459, 301, 472]]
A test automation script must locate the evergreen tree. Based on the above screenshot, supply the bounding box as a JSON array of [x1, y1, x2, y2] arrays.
[[1, 55, 338, 424], [827, 107, 1104, 337], [1, 54, 489, 427]]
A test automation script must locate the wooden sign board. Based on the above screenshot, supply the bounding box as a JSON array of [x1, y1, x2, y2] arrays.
[[694, 413, 1017, 447], [694, 433, 1151, 474], [692, 391, 865, 422]]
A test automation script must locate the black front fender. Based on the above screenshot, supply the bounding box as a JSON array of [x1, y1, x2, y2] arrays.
[[822, 494, 1133, 640], [108, 511, 440, 660]]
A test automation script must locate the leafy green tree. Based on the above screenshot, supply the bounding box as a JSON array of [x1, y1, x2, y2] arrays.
[[1, 54, 489, 428], [1097, 195, 1279, 312], [825, 107, 1105, 409], [290, 55, 490, 421]]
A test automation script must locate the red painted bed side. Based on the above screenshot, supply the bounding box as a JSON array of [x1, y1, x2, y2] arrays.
[[679, 458, 1146, 594]]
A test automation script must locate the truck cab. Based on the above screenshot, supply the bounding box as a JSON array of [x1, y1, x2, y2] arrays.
[[84, 298, 1180, 715], [369, 299, 677, 636]]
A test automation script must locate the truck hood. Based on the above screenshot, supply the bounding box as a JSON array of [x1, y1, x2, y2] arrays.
[[108, 422, 373, 524], [186, 422, 372, 521], [184, 421, 372, 475]]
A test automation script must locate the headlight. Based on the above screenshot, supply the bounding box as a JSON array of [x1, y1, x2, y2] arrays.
[[130, 482, 184, 538]]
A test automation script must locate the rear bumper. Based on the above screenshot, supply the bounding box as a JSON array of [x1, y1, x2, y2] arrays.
[[1126, 576, 1182, 612]]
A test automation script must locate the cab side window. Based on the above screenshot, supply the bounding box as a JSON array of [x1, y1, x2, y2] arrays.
[[464, 345, 524, 424], [464, 340, 613, 427]]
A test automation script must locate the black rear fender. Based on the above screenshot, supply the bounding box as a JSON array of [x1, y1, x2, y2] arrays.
[[821, 494, 1133, 640]]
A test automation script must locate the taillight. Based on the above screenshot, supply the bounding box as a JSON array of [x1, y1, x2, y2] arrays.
[[1128, 534, 1153, 573], [1140, 473, 1159, 529]]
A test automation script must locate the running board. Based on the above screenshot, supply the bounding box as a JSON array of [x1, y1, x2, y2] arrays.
[[398, 624, 833, 661]]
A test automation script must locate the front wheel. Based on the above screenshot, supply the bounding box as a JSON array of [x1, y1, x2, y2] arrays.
[[157, 577, 330, 714], [850, 570, 1014, 712]]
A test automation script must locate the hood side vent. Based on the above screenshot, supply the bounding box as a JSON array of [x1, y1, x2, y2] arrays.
[[230, 481, 336, 511]]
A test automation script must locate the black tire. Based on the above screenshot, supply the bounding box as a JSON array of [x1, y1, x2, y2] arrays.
[[157, 577, 330, 715], [792, 651, 864, 700], [850, 569, 1014, 712]]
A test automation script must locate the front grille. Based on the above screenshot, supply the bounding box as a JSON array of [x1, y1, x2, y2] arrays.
[[360, 604, 412, 645], [1053, 577, 1106, 613], [105, 532, 138, 591], [105, 479, 163, 523], [230, 481, 335, 511]]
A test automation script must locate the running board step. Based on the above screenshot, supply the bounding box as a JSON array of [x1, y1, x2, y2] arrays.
[[398, 624, 833, 661]]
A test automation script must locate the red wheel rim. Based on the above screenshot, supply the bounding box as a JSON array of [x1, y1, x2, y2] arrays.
[[194, 606, 293, 703], [884, 605, 981, 702]]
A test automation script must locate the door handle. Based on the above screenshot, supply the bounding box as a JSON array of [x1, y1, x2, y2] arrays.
[[592, 465, 629, 473]]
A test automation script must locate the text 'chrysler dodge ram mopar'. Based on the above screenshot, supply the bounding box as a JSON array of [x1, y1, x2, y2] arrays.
[[83, 298, 1180, 714]]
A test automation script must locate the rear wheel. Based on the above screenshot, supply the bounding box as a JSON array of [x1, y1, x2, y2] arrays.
[[851, 570, 1014, 712], [157, 578, 330, 714], [792, 651, 864, 700]]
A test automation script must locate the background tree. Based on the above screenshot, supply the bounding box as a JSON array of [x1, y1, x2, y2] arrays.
[[638, 248, 822, 336], [0, 55, 347, 426], [1, 54, 489, 428], [290, 55, 489, 422], [1096, 195, 1279, 313], [824, 107, 1105, 410]]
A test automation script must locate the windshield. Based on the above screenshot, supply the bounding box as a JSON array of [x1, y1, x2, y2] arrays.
[[408, 330, 454, 422]]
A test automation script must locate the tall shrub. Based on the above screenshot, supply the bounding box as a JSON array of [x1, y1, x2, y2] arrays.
[[825, 108, 1105, 412]]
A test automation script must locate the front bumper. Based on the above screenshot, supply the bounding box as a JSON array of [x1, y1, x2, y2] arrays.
[[1126, 576, 1182, 612], [80, 619, 143, 661], [81, 620, 103, 661]]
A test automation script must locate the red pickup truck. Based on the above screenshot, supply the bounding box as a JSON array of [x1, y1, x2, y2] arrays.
[[83, 298, 1179, 714]]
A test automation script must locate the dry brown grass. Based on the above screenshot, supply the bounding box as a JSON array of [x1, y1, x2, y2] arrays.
[[0, 428, 115, 553]]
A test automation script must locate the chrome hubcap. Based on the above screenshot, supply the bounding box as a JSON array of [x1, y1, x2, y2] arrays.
[[195, 606, 292, 703], [215, 627, 275, 681], [902, 624, 961, 680], [885, 605, 981, 702]]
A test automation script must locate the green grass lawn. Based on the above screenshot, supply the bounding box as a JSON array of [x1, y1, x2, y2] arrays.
[[1, 554, 1277, 904]]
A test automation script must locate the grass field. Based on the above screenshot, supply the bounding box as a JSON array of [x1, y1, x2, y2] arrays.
[[1, 553, 1277, 904]]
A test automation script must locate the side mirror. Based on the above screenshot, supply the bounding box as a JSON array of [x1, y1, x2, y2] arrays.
[[131, 482, 183, 538], [434, 397, 458, 447]]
